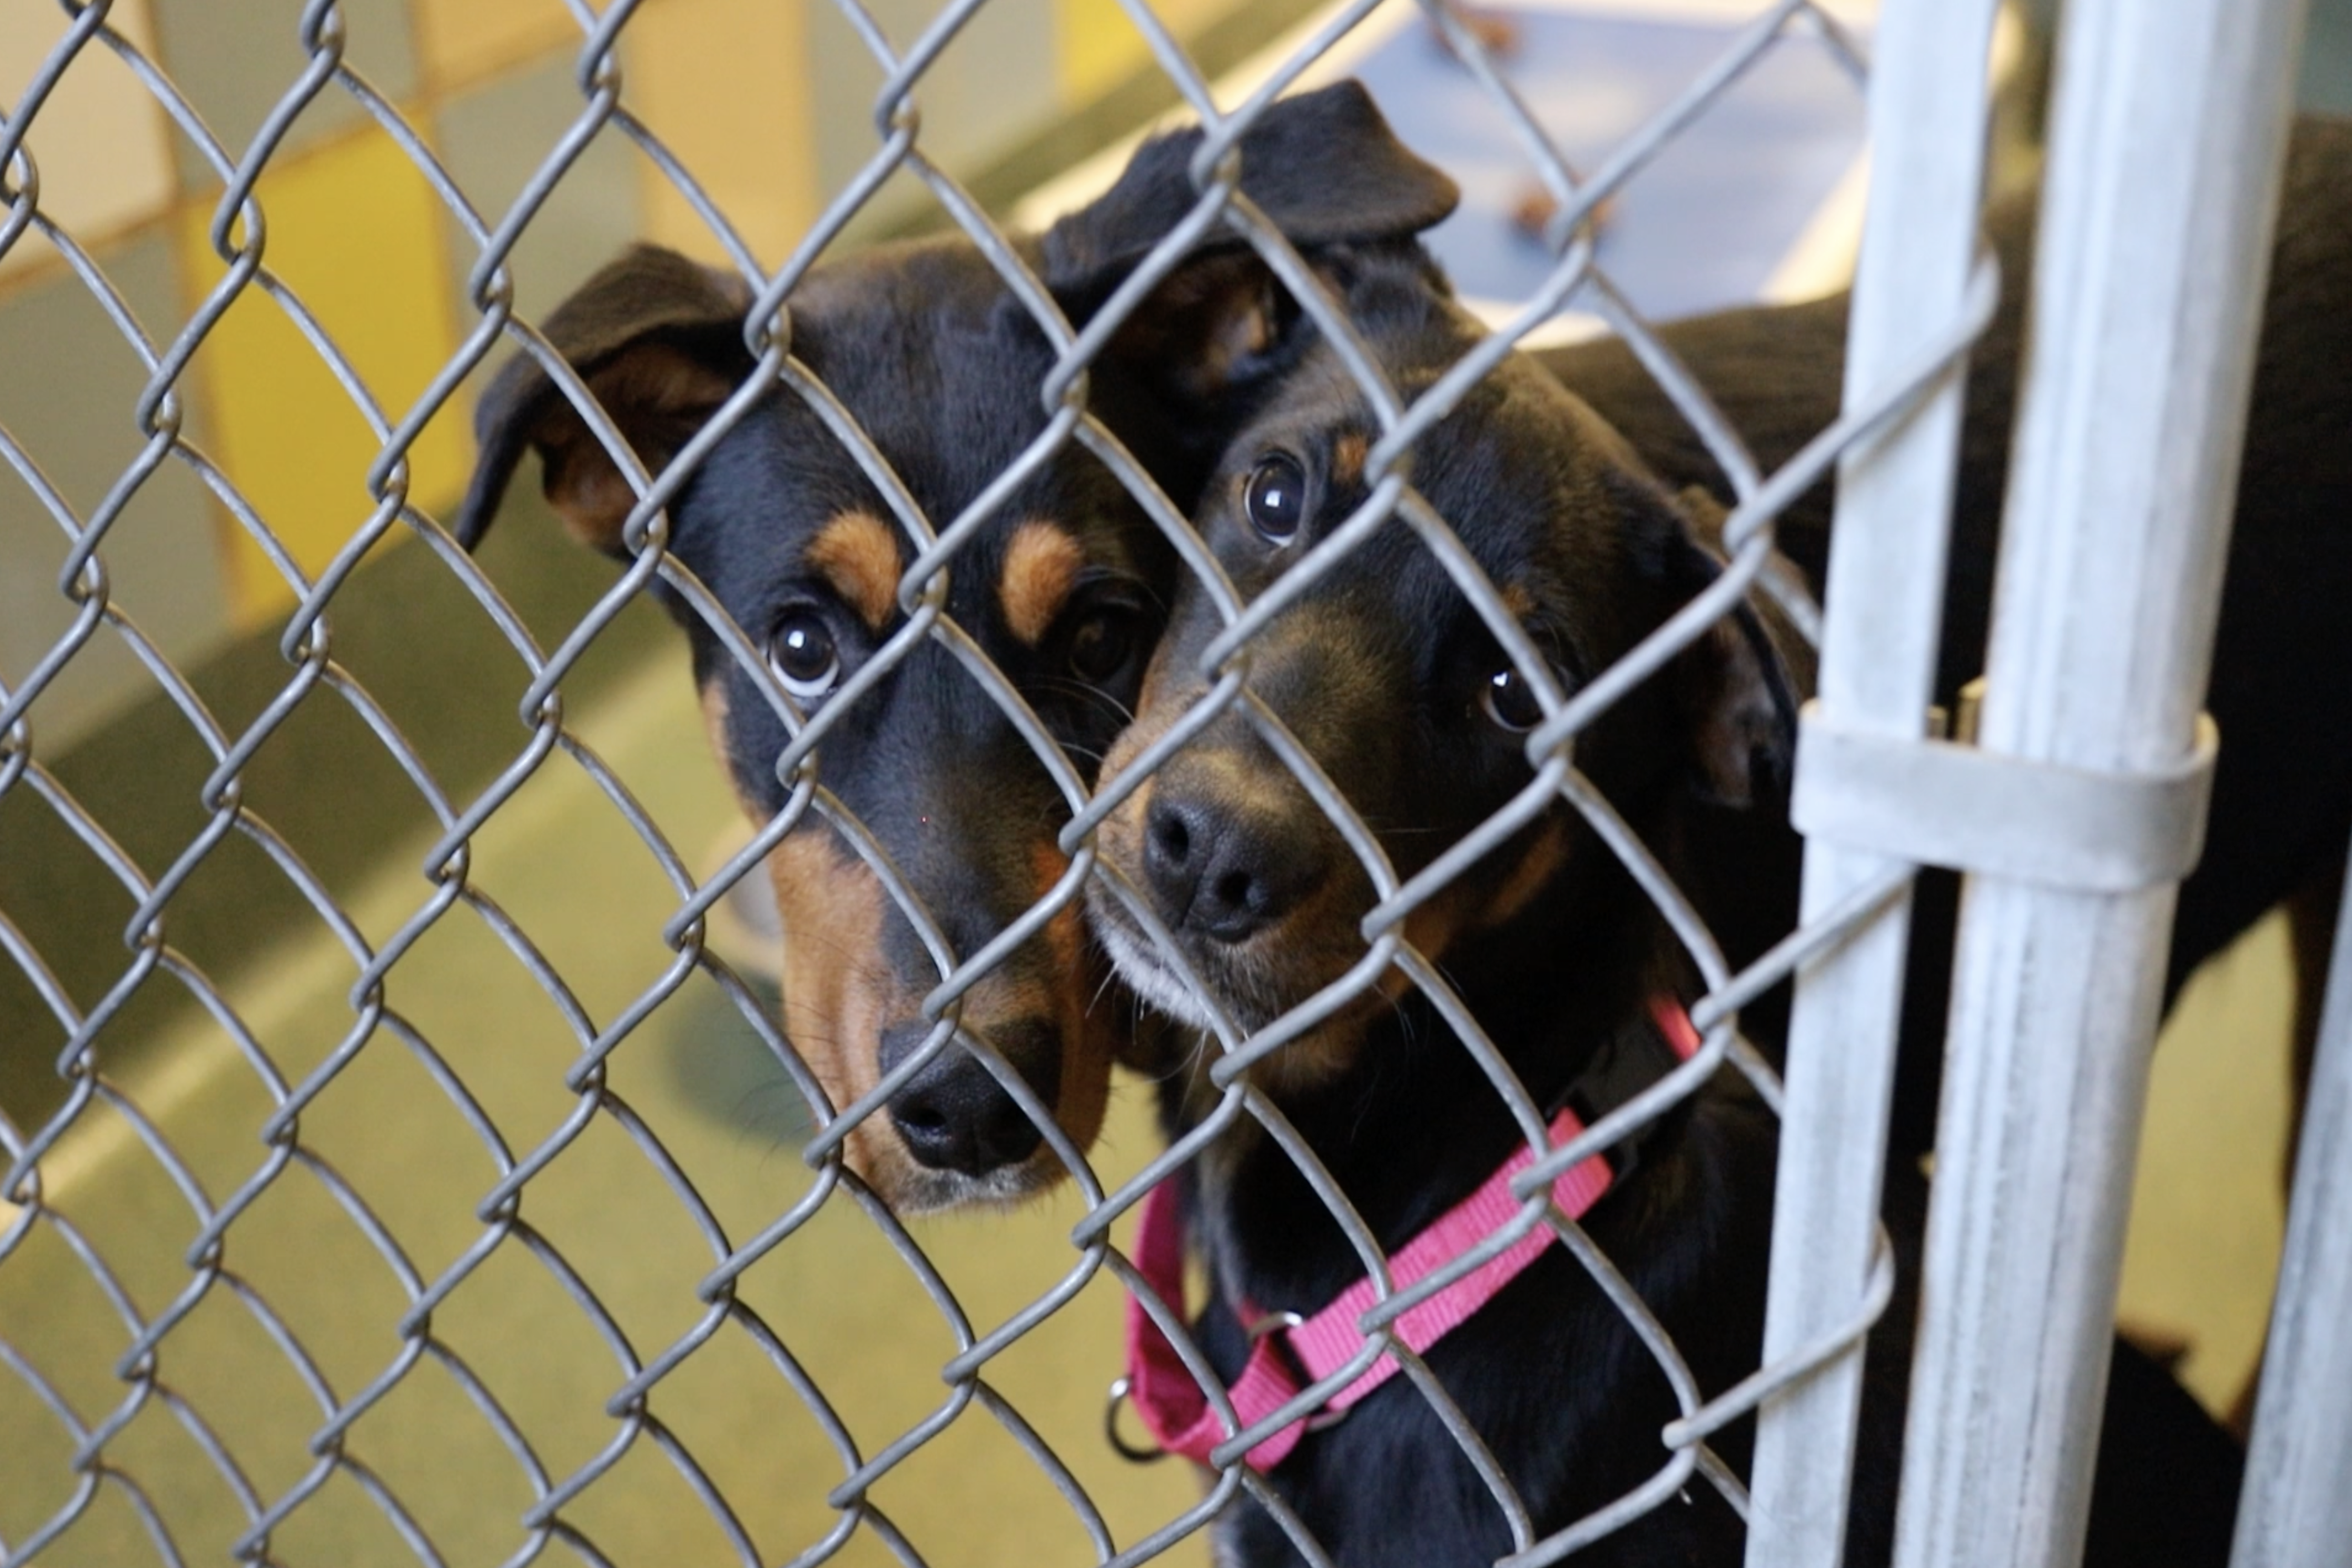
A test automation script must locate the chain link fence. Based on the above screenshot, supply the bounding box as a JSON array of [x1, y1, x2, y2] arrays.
[[0, 0, 2319, 1565]]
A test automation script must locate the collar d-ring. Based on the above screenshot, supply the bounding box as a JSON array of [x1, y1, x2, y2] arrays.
[[1244, 1310, 1303, 1341], [1103, 1376, 1168, 1464]]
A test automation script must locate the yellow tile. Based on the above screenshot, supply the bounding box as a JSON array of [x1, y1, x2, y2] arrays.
[[177, 130, 470, 627], [412, 0, 578, 94], [1055, 0, 1244, 104], [0, 0, 172, 282], [1055, 0, 1145, 103], [624, 0, 819, 270]]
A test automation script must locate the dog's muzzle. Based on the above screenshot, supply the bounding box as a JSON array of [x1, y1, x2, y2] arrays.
[[878, 1018, 1057, 1177]]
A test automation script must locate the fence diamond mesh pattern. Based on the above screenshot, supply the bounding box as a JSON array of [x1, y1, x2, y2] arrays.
[[0, 1, 1996, 1564]]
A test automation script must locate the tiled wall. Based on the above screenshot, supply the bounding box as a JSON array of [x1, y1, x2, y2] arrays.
[[0, 0, 1239, 755]]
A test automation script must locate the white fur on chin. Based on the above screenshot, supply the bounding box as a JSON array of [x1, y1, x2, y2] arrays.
[[1095, 919, 1223, 1034]]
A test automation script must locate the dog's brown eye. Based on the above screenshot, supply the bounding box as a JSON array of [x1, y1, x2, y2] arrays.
[[766, 608, 840, 700], [1243, 454, 1307, 544], [1067, 606, 1141, 684], [1482, 665, 1545, 732]]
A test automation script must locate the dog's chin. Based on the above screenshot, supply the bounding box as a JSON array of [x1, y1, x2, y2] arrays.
[[1094, 916, 1231, 1032], [882, 1154, 1065, 1218], [1092, 899, 1365, 1042]]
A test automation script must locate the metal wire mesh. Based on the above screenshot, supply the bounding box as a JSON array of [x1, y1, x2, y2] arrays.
[[0, 0, 2004, 1563]]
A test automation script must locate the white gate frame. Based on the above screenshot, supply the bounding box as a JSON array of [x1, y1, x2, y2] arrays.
[[2233, 857, 2352, 1564], [1743, 0, 2000, 1561], [1894, 0, 2304, 1559], [1748, 0, 2309, 1565]]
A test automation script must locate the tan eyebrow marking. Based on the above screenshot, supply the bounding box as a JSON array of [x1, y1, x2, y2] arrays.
[[1000, 520, 1086, 646], [1501, 583, 1536, 619], [805, 510, 902, 631], [1478, 818, 1570, 932], [1332, 432, 1370, 489]]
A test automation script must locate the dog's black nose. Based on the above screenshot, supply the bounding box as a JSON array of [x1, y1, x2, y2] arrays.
[[1144, 790, 1320, 943], [879, 1020, 1051, 1176]]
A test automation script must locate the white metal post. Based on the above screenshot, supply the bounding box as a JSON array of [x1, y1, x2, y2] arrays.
[[1893, 3, 2307, 1568], [2231, 850, 2352, 1568], [1742, 2, 1998, 1564]]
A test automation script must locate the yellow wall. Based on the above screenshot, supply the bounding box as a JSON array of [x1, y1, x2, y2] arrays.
[[5, 0, 1244, 675], [626, 0, 824, 271], [412, 0, 579, 93], [1055, 0, 1246, 103], [0, 0, 173, 281], [177, 132, 470, 627]]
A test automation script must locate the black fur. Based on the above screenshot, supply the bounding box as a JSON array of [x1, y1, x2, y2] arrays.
[[451, 83, 1458, 1210], [1077, 111, 2349, 1552], [455, 78, 2337, 1554], [1087, 255, 1877, 1565]]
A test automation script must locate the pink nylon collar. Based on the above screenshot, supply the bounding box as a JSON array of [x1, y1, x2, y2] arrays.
[[1119, 997, 1702, 1472]]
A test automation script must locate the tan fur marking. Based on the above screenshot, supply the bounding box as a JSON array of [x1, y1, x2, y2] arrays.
[[1000, 521, 1086, 646], [1478, 819, 1571, 932], [1211, 286, 1273, 366], [975, 846, 1115, 1168], [1115, 252, 1275, 399], [1099, 639, 1188, 786], [1027, 840, 1113, 1155], [1032, 841, 1080, 925], [1500, 582, 1536, 619], [806, 510, 902, 631], [698, 681, 768, 824], [1277, 822, 1561, 1088], [537, 343, 737, 551], [699, 678, 732, 774], [769, 834, 917, 1197], [770, 823, 1116, 1211], [1092, 644, 1391, 1097], [1331, 432, 1369, 490]]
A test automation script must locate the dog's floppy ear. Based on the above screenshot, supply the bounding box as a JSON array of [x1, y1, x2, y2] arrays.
[[454, 245, 755, 555], [1039, 79, 1458, 398], [1042, 79, 1458, 283], [1648, 484, 1807, 809]]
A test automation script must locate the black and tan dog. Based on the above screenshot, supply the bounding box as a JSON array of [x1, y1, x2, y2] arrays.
[[456, 75, 2351, 1225], [452, 85, 1458, 1212], [1085, 251, 1829, 1567], [1081, 227, 2270, 1566], [446, 81, 2341, 1555]]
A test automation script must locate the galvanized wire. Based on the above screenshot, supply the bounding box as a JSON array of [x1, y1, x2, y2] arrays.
[[0, 2, 1990, 1565]]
